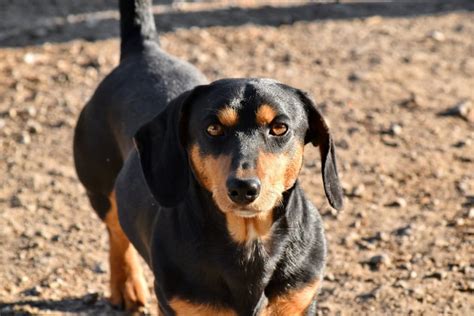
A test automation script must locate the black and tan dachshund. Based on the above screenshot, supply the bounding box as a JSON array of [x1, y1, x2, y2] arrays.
[[73, 0, 343, 315]]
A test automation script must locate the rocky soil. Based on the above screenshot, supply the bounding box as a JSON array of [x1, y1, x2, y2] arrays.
[[0, 1, 473, 315]]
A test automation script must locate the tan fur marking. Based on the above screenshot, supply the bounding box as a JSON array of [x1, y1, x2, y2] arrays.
[[256, 145, 304, 206], [256, 104, 277, 126], [217, 107, 239, 127], [105, 191, 149, 311], [225, 210, 273, 244], [265, 280, 321, 316], [190, 145, 231, 195], [283, 145, 304, 189], [169, 298, 237, 316]]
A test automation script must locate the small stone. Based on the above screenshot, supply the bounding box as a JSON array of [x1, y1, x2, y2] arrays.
[[10, 195, 23, 208], [467, 208, 474, 219], [17, 132, 31, 144], [409, 271, 418, 279], [24, 52, 39, 65], [427, 30, 445, 42], [393, 280, 409, 289], [351, 184, 365, 198], [366, 254, 391, 271], [93, 262, 107, 274], [375, 231, 390, 242], [386, 197, 407, 208], [26, 106, 37, 117], [393, 224, 413, 237], [82, 292, 99, 305], [461, 265, 473, 276], [21, 286, 42, 297], [335, 139, 349, 150], [356, 285, 383, 302], [455, 180, 469, 194], [424, 271, 447, 280], [439, 100, 474, 123], [342, 231, 360, 247], [399, 93, 422, 109], [389, 123, 402, 136], [26, 120, 42, 134], [69, 223, 82, 231], [348, 71, 368, 82], [453, 140, 471, 148], [350, 220, 361, 228], [8, 108, 18, 119], [455, 218, 465, 226], [324, 273, 335, 282], [381, 135, 399, 147], [411, 287, 426, 300]]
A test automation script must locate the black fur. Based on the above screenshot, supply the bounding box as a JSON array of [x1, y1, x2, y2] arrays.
[[73, 0, 343, 315]]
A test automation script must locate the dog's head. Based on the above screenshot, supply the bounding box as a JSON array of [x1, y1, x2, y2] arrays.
[[134, 79, 343, 216]]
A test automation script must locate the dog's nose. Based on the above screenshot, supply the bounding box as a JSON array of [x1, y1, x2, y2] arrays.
[[226, 177, 261, 204]]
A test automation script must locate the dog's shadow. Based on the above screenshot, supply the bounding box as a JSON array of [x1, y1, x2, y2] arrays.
[[0, 293, 138, 315]]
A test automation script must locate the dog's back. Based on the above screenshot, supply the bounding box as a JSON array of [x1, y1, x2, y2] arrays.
[[73, 1, 207, 309], [73, 0, 207, 219]]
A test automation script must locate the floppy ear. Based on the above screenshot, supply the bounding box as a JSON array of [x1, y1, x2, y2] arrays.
[[298, 90, 344, 210], [133, 89, 197, 207]]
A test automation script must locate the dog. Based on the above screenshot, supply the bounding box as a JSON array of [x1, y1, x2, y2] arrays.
[[73, 0, 344, 315]]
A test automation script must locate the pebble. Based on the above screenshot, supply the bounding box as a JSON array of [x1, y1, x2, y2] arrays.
[[351, 184, 366, 198], [455, 180, 469, 194], [93, 262, 107, 274], [439, 100, 474, 123], [424, 271, 447, 280], [393, 224, 413, 237], [386, 197, 407, 208], [8, 108, 18, 119], [348, 71, 364, 82], [26, 120, 42, 134], [389, 123, 402, 136], [427, 30, 446, 42], [10, 195, 23, 208], [381, 135, 399, 147], [342, 231, 360, 247], [82, 292, 99, 305], [399, 93, 423, 109], [324, 273, 336, 282], [356, 285, 383, 302], [23, 53, 40, 65], [411, 286, 425, 300], [17, 132, 31, 144], [393, 280, 409, 289], [21, 286, 42, 297], [367, 254, 392, 271]]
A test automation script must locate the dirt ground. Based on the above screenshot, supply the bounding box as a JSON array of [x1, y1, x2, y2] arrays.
[[0, 0, 473, 315]]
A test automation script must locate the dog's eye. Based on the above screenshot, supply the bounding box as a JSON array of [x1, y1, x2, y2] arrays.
[[207, 123, 225, 137], [270, 122, 288, 136]]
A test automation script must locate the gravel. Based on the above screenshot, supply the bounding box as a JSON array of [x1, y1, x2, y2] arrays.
[[0, 0, 473, 315]]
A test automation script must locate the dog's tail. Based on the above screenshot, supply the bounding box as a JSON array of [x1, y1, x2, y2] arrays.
[[119, 0, 158, 60]]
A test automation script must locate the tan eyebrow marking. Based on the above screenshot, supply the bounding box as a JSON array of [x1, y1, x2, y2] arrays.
[[217, 107, 239, 127], [256, 104, 277, 126]]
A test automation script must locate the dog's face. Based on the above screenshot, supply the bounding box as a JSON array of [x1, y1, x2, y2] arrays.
[[186, 80, 309, 217], [135, 79, 343, 214]]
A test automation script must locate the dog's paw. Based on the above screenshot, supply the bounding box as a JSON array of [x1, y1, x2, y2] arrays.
[[109, 271, 149, 312]]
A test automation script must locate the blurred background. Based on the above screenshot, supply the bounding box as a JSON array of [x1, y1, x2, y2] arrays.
[[0, 0, 473, 314]]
